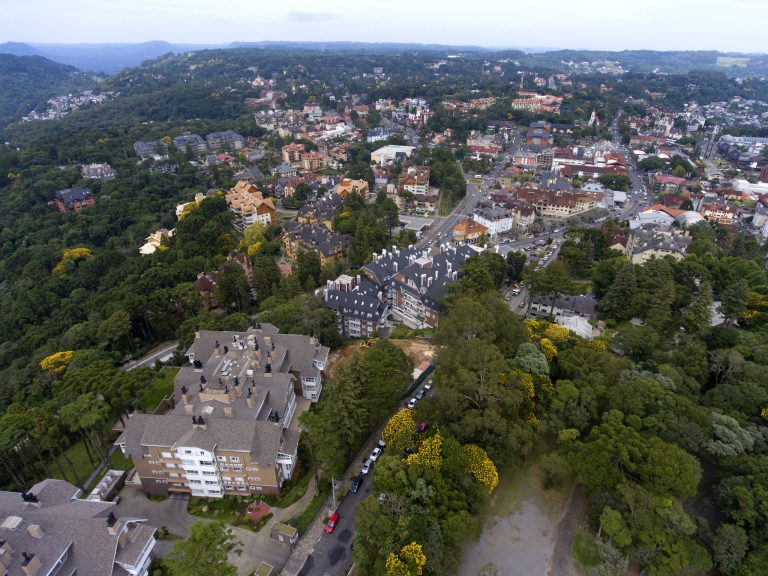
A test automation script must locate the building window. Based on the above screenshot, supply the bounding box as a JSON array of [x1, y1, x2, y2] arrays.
[[199, 460, 214, 466], [230, 456, 240, 463], [217, 456, 226, 462], [161, 452, 173, 459]]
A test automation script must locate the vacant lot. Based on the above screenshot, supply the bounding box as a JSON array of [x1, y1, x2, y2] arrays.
[[326, 338, 436, 377], [460, 461, 570, 576]]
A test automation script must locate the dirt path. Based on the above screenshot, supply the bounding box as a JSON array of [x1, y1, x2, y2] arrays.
[[545, 483, 587, 576]]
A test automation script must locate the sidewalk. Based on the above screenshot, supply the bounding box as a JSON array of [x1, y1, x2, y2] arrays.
[[229, 476, 319, 576]]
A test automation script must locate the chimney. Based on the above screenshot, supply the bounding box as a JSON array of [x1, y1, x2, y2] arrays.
[[20, 552, 41, 576], [106, 512, 120, 535], [26, 525, 43, 539]]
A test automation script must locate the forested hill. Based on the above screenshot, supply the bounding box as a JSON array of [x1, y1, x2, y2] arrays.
[[0, 54, 95, 127]]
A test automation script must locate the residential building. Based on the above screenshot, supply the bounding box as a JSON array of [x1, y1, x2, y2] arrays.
[[510, 92, 563, 114], [472, 206, 514, 237], [0, 478, 156, 576], [626, 225, 692, 264], [700, 203, 737, 226], [173, 133, 207, 154], [335, 178, 369, 199], [80, 163, 117, 180], [139, 228, 174, 256], [297, 193, 345, 230], [133, 140, 168, 160], [281, 143, 305, 167], [192, 255, 253, 309], [512, 187, 602, 218], [370, 145, 415, 164], [651, 174, 687, 193], [282, 222, 351, 267], [272, 163, 298, 178], [529, 294, 597, 319], [206, 130, 245, 151], [322, 274, 388, 337], [367, 128, 392, 143], [52, 187, 95, 213], [453, 218, 488, 243], [117, 324, 330, 499], [301, 150, 326, 172], [397, 167, 430, 195], [225, 181, 276, 231]]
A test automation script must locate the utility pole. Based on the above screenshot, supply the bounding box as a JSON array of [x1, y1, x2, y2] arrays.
[[331, 477, 342, 509]]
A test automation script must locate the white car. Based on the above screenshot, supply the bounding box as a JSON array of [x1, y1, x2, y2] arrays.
[[361, 459, 373, 475], [424, 380, 433, 391], [407, 398, 417, 409], [370, 447, 382, 462]]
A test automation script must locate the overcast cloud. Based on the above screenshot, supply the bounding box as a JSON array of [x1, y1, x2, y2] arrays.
[[2, 0, 767, 53]]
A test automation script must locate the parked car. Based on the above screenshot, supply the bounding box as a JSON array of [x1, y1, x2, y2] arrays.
[[377, 438, 386, 449], [350, 474, 364, 493], [324, 513, 340, 534], [407, 398, 417, 409], [415, 389, 425, 400], [424, 380, 433, 390], [417, 421, 430, 433], [361, 459, 372, 475], [370, 447, 382, 462]]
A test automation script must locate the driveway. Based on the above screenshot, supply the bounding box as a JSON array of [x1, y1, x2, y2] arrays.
[[116, 486, 196, 538]]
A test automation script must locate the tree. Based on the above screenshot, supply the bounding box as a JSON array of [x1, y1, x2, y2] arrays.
[[215, 261, 250, 312], [513, 342, 550, 375], [296, 249, 321, 288], [529, 262, 575, 321], [600, 506, 632, 548], [599, 264, 637, 320], [720, 279, 749, 324], [251, 254, 281, 301], [97, 309, 132, 351], [464, 444, 499, 493], [506, 251, 527, 283], [386, 542, 427, 576], [165, 521, 240, 576], [682, 280, 712, 333], [382, 409, 416, 452], [711, 523, 748, 574]]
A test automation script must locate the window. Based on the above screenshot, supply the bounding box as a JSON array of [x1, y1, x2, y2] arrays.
[[202, 470, 216, 476], [184, 450, 192, 455], [199, 460, 214, 466], [217, 456, 226, 462], [205, 480, 218, 485], [165, 463, 175, 469], [230, 456, 240, 463], [169, 473, 179, 478], [189, 479, 201, 484], [161, 452, 173, 459]]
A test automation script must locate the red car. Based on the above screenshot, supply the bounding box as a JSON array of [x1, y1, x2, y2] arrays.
[[324, 513, 339, 534]]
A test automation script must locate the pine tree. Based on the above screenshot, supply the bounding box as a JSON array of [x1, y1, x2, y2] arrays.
[[599, 264, 637, 320]]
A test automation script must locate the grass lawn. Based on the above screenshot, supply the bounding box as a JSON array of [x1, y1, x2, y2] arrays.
[[188, 495, 273, 531], [52, 438, 131, 489], [439, 196, 459, 217], [488, 459, 570, 519], [259, 467, 313, 509], [141, 367, 180, 411], [288, 492, 325, 535]]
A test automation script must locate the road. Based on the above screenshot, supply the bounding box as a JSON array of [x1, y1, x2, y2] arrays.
[[418, 132, 522, 248], [123, 341, 179, 371]]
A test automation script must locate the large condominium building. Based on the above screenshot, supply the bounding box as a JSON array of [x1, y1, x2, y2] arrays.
[[225, 180, 276, 230], [206, 130, 245, 151], [0, 479, 156, 576], [117, 324, 329, 499], [322, 274, 388, 338]]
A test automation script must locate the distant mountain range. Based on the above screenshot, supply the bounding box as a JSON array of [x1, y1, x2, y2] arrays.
[[1, 41, 768, 76]]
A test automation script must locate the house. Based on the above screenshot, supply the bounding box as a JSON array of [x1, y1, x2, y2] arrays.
[[117, 325, 330, 499], [193, 255, 253, 309], [173, 133, 207, 154], [370, 145, 415, 164], [52, 187, 95, 213], [336, 178, 369, 199], [367, 128, 392, 143], [397, 167, 430, 195], [323, 274, 388, 337], [453, 218, 488, 243], [225, 181, 276, 231], [529, 294, 597, 319], [297, 193, 345, 230], [282, 222, 351, 267], [80, 163, 116, 180], [234, 166, 264, 182], [272, 163, 298, 178], [626, 225, 692, 264], [206, 130, 245, 151], [399, 193, 438, 215], [133, 140, 168, 160], [139, 228, 174, 255], [0, 478, 156, 575]]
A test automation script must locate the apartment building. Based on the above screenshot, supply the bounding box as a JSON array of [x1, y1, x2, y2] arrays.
[[282, 222, 351, 267], [397, 167, 430, 195], [323, 274, 388, 337], [80, 163, 117, 180], [0, 479, 156, 576], [52, 187, 95, 214], [626, 224, 692, 264], [206, 130, 245, 151], [225, 180, 276, 230], [173, 133, 207, 155], [453, 218, 488, 244], [117, 325, 329, 499]]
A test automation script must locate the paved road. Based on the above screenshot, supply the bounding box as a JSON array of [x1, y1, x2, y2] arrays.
[[124, 341, 179, 371]]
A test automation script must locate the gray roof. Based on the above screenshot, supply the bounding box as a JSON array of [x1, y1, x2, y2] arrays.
[[54, 187, 92, 206], [531, 294, 597, 317], [283, 222, 351, 258], [0, 479, 154, 576]]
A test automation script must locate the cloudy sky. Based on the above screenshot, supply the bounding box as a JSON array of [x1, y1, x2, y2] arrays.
[[2, 0, 767, 53]]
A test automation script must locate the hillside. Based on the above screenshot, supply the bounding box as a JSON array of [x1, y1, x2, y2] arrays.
[[0, 54, 95, 127]]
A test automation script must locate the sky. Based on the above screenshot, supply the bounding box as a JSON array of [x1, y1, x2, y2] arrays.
[[2, 0, 768, 53]]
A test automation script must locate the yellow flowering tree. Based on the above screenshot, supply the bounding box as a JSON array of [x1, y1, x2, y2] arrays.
[[383, 409, 416, 451], [464, 444, 499, 493], [406, 433, 443, 469], [539, 338, 558, 361], [761, 407, 768, 422], [39, 351, 75, 375], [52, 248, 93, 275], [543, 323, 570, 345], [386, 542, 427, 576]]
